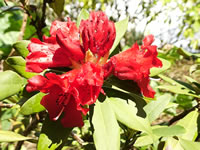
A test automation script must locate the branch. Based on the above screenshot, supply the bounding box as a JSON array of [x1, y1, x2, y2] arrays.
[[71, 131, 84, 146], [0, 102, 15, 108]]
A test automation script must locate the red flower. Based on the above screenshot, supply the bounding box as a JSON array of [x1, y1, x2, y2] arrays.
[[80, 11, 116, 57], [26, 38, 71, 73], [106, 35, 162, 98], [26, 62, 104, 127], [56, 19, 85, 62]]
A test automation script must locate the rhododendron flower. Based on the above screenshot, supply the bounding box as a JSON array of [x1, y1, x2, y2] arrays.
[[105, 34, 162, 98], [80, 11, 116, 57], [26, 62, 104, 127], [26, 10, 162, 128]]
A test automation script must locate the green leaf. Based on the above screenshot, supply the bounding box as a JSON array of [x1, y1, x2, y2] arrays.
[[0, 71, 24, 101], [13, 40, 30, 58], [40, 115, 72, 149], [6, 56, 37, 79], [179, 138, 200, 150], [150, 58, 171, 76], [164, 137, 183, 150], [176, 110, 198, 141], [153, 125, 186, 137], [157, 85, 200, 98], [144, 94, 171, 123], [92, 99, 120, 150], [49, 0, 65, 17], [20, 93, 45, 115], [134, 135, 154, 147], [109, 98, 152, 134], [77, 9, 89, 27], [0, 130, 31, 142], [109, 17, 129, 54], [38, 134, 61, 150]]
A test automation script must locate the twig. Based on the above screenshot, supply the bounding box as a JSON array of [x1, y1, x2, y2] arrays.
[[0, 102, 15, 108], [71, 131, 84, 146], [15, 114, 42, 150]]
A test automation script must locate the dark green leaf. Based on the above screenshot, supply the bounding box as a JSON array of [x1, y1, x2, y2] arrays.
[[77, 9, 89, 27], [0, 71, 24, 101], [13, 40, 30, 58], [0, 130, 32, 142], [40, 115, 72, 149], [6, 56, 37, 78], [110, 17, 129, 54], [20, 93, 45, 115], [49, 0, 65, 17], [92, 100, 120, 150]]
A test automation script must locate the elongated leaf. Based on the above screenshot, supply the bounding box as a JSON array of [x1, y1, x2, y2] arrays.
[[109, 17, 129, 54], [0, 71, 24, 101], [40, 115, 72, 149], [176, 110, 198, 141], [20, 93, 45, 115], [150, 58, 171, 76], [92, 100, 120, 150], [134, 135, 154, 147], [164, 137, 183, 150], [109, 98, 152, 134], [13, 40, 30, 58], [157, 85, 200, 98], [179, 138, 200, 150], [153, 125, 186, 137], [77, 9, 89, 27], [0, 130, 31, 142], [6, 56, 37, 79], [38, 134, 61, 150], [144, 94, 171, 123], [49, 0, 64, 16]]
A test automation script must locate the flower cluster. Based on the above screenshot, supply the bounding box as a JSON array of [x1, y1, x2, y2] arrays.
[[26, 11, 162, 128]]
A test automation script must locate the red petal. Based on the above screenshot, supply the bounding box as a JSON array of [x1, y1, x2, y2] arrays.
[[61, 99, 84, 128], [80, 11, 116, 56], [26, 75, 47, 92], [143, 34, 154, 46], [109, 38, 162, 98]]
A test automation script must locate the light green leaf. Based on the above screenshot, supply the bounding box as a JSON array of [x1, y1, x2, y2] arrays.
[[176, 110, 198, 141], [153, 125, 186, 137], [109, 98, 152, 135], [179, 138, 200, 150], [49, 0, 65, 16], [13, 40, 30, 58], [109, 17, 129, 54], [93, 100, 120, 150], [144, 94, 171, 123], [0, 71, 24, 101], [0, 130, 31, 142], [134, 134, 154, 147], [150, 58, 171, 76], [164, 137, 184, 150], [157, 85, 200, 98], [20, 93, 45, 115], [77, 9, 89, 27], [38, 134, 61, 150], [6, 56, 37, 79]]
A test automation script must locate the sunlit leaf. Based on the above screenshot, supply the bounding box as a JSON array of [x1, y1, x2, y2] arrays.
[[0, 130, 31, 142], [179, 138, 200, 150], [109, 17, 129, 54], [49, 0, 65, 16], [13, 40, 30, 58], [20, 92, 45, 115], [0, 71, 24, 101], [93, 100, 120, 150], [77, 9, 89, 27]]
